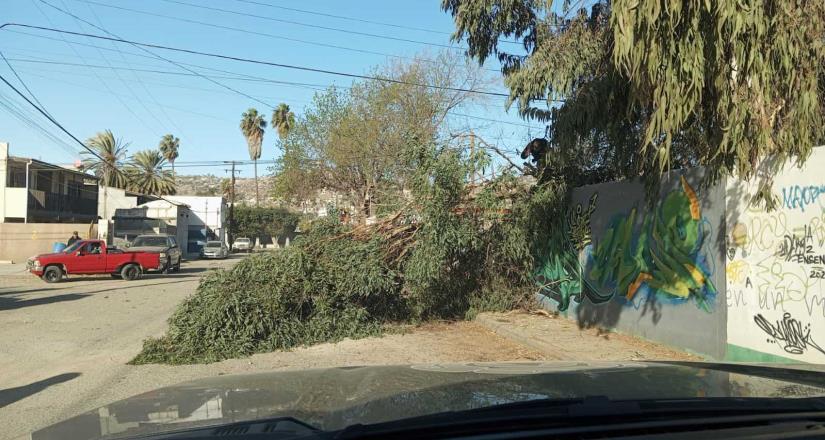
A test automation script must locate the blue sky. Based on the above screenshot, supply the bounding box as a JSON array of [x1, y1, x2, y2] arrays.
[[1, 0, 547, 177]]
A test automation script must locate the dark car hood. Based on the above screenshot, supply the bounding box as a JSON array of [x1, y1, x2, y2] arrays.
[[32, 361, 825, 440], [125, 246, 165, 253]]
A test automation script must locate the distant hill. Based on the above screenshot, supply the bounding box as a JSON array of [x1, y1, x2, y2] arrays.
[[174, 174, 273, 206]]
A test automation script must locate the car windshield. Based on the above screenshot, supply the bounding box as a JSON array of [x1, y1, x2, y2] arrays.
[[62, 241, 85, 254], [5, 2, 825, 440], [132, 237, 168, 247]]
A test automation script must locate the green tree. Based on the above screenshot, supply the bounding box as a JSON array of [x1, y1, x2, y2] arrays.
[[127, 149, 176, 195], [240, 108, 267, 206], [271, 103, 296, 140], [443, 0, 825, 203], [158, 134, 180, 176], [271, 53, 486, 219], [82, 129, 129, 188]]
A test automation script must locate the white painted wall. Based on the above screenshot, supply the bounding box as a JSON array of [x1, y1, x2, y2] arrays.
[[726, 146, 825, 363], [164, 196, 226, 241], [3, 187, 27, 218]]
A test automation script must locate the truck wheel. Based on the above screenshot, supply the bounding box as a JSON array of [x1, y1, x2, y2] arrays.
[[172, 261, 181, 273], [42, 266, 63, 283], [121, 264, 141, 281]]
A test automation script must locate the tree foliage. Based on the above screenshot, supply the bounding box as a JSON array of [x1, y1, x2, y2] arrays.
[[230, 206, 302, 241], [158, 134, 180, 174], [443, 0, 825, 203], [271, 103, 296, 140], [82, 129, 129, 188], [126, 149, 176, 195], [133, 138, 541, 364], [271, 52, 487, 219], [240, 108, 267, 205]]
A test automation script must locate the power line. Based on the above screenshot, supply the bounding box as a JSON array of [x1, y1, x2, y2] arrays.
[[0, 71, 106, 162], [127, 0, 465, 50], [78, 0, 189, 140], [10, 58, 542, 130], [0, 51, 53, 119], [37, 0, 274, 109], [65, 0, 502, 73], [0, 23, 516, 99], [29, 0, 161, 136], [0, 90, 81, 158], [54, 0, 174, 136]]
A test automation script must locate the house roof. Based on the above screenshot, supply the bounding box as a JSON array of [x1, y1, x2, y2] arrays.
[[9, 155, 99, 180]]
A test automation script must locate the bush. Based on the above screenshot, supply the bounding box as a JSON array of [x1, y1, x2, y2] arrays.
[[133, 146, 558, 364]]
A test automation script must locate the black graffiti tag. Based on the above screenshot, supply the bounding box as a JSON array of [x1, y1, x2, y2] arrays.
[[754, 312, 825, 356]]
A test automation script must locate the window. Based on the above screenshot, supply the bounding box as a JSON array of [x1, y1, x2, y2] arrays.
[[83, 242, 102, 255], [6, 163, 26, 188]]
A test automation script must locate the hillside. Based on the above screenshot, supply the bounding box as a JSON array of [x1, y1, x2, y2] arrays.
[[174, 174, 273, 206]]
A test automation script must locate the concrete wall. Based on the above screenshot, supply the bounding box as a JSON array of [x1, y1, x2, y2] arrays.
[[0, 222, 98, 263], [535, 167, 728, 359], [98, 186, 139, 221], [725, 148, 825, 363]]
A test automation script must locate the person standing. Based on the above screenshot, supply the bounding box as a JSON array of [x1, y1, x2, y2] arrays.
[[67, 231, 81, 246]]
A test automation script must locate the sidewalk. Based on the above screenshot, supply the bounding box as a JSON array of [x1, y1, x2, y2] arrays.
[[474, 311, 700, 361]]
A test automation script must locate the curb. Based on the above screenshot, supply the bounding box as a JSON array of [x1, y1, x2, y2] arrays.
[[474, 313, 563, 360]]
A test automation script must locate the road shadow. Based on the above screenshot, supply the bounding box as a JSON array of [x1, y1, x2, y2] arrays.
[[0, 373, 80, 407], [0, 292, 89, 311]]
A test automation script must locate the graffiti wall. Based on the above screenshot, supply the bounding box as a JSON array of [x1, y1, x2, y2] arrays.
[[726, 148, 825, 363], [535, 168, 728, 359]]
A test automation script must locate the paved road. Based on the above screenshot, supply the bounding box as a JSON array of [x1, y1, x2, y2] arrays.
[[0, 255, 546, 440], [0, 256, 242, 439]]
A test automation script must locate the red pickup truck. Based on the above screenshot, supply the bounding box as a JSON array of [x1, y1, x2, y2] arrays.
[[27, 239, 164, 283]]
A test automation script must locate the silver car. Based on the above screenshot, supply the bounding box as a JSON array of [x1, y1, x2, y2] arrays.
[[202, 241, 229, 259]]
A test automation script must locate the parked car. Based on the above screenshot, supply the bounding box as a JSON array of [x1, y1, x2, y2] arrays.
[[26, 239, 163, 283], [202, 240, 229, 259], [127, 234, 182, 272], [233, 237, 253, 253]]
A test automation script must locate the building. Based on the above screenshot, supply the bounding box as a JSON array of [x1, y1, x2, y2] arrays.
[[0, 142, 100, 262], [164, 196, 227, 250], [0, 142, 98, 223], [113, 199, 190, 254]]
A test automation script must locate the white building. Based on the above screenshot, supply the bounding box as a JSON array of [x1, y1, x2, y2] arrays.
[[164, 195, 227, 247]]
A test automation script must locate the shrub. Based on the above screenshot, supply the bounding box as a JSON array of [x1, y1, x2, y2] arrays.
[[133, 146, 559, 364]]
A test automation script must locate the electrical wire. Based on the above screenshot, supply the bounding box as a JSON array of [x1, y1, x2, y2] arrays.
[[37, 0, 274, 109], [9, 58, 541, 130], [29, 0, 161, 136], [0, 51, 53, 119], [91, 0, 465, 50], [0, 23, 517, 99], [0, 71, 106, 162]]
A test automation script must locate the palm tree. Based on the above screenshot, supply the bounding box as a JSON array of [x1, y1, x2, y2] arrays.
[[271, 103, 295, 140], [82, 130, 129, 188], [126, 149, 176, 196], [240, 108, 266, 205], [158, 134, 180, 176]]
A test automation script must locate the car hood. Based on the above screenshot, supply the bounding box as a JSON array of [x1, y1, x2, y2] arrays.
[[125, 246, 166, 253], [31, 252, 66, 260], [32, 361, 825, 440]]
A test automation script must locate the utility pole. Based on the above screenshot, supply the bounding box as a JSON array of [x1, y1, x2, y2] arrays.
[[225, 161, 241, 248], [469, 130, 476, 185]]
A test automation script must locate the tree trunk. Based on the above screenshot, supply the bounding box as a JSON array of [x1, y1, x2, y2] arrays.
[[254, 159, 259, 206]]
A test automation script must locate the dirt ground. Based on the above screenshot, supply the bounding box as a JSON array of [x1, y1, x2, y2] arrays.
[[0, 256, 693, 440], [476, 311, 700, 362]]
